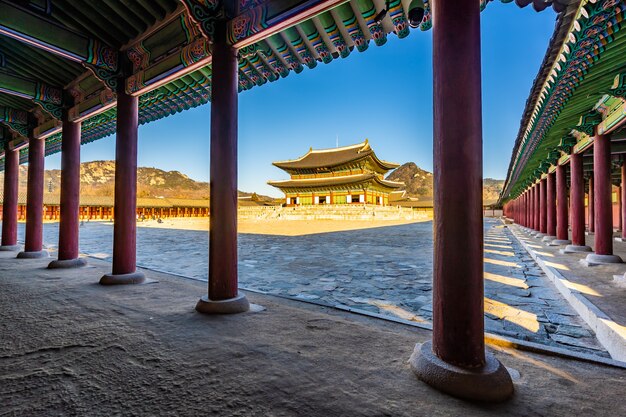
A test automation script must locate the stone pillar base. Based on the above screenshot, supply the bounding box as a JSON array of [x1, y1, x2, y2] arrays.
[[16, 250, 49, 259], [100, 271, 146, 285], [614, 237, 626, 243], [613, 274, 626, 286], [541, 235, 556, 242], [0, 244, 21, 251], [549, 239, 571, 246], [561, 245, 593, 254], [48, 258, 88, 269], [582, 253, 623, 266], [409, 341, 513, 402], [196, 293, 250, 314], [533, 233, 546, 238]]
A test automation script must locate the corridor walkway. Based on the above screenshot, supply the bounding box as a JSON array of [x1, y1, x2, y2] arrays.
[[0, 254, 624, 416]]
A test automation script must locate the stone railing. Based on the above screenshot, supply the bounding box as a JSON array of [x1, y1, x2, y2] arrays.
[[237, 205, 430, 221]]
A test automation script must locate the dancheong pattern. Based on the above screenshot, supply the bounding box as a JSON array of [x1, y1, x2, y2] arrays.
[[507, 0, 626, 196], [1, 0, 558, 166]]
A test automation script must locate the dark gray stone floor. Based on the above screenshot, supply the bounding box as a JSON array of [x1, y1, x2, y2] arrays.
[[12, 218, 607, 356]]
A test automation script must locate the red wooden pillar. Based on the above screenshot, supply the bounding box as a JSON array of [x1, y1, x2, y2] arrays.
[[585, 135, 622, 264], [17, 129, 48, 259], [565, 152, 591, 252], [530, 185, 536, 230], [49, 109, 86, 268], [522, 192, 526, 226], [525, 191, 529, 227], [534, 183, 540, 232], [196, 17, 249, 314], [617, 185, 622, 232], [0, 141, 20, 251], [100, 78, 145, 284], [530, 185, 537, 231], [528, 188, 533, 229], [526, 188, 533, 230], [545, 172, 556, 240], [554, 164, 571, 245], [588, 175, 594, 233], [622, 163, 626, 240], [409, 0, 512, 402], [538, 178, 547, 236]]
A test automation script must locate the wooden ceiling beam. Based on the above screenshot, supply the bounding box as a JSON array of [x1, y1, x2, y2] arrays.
[[0, 70, 63, 119], [0, 0, 119, 89]]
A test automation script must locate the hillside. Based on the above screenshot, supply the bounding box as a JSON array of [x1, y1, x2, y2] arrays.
[[386, 162, 504, 204], [7, 161, 273, 202]]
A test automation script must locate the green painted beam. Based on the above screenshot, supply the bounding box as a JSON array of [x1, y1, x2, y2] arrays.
[[0, 105, 28, 137], [0, 70, 62, 118], [0, 0, 118, 88], [503, 0, 626, 200]]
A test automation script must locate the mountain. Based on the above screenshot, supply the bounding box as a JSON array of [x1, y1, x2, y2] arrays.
[[386, 162, 504, 204], [7, 161, 273, 202], [386, 162, 433, 197], [482, 178, 506, 205]]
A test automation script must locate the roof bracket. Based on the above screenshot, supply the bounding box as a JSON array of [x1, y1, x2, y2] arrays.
[[180, 0, 222, 40], [83, 63, 118, 92], [609, 73, 626, 100], [573, 110, 603, 136]]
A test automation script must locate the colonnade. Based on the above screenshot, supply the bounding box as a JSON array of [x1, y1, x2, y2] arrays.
[[505, 130, 624, 265], [0, 11, 247, 308], [0, 0, 512, 403]]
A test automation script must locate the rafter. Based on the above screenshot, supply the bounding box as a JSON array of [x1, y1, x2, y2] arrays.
[[0, 0, 119, 89], [0, 104, 28, 137], [0, 70, 63, 119], [228, 0, 349, 49]]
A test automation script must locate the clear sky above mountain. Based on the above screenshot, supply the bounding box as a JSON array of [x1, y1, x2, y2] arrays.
[[44, 2, 556, 197]]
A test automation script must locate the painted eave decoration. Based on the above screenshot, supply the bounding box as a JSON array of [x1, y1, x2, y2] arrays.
[[501, 0, 626, 202], [1, 0, 567, 171]]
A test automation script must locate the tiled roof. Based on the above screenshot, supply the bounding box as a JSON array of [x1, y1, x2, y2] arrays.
[[273, 141, 399, 171], [268, 173, 403, 189]]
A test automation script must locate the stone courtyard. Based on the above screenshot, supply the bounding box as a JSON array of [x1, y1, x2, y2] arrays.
[[21, 217, 608, 358]]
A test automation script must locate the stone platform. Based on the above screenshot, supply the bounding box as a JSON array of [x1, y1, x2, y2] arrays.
[[510, 225, 626, 361], [0, 254, 624, 416]]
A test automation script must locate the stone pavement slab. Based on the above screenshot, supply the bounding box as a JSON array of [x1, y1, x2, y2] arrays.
[[510, 224, 626, 361], [9, 218, 609, 357], [0, 254, 625, 416]]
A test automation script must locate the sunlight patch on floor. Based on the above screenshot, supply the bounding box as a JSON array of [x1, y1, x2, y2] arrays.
[[484, 272, 529, 289], [485, 248, 515, 257], [369, 300, 430, 323], [526, 243, 543, 249], [485, 243, 513, 249], [559, 278, 601, 296], [484, 258, 521, 268], [484, 236, 511, 242], [600, 319, 626, 339], [485, 297, 540, 333], [533, 250, 555, 258], [544, 261, 570, 271], [491, 345, 580, 384]]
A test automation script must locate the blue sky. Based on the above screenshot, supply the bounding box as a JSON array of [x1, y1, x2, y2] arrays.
[[45, 2, 557, 197]]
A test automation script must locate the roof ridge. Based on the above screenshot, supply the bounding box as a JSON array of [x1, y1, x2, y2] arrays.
[[309, 140, 368, 154], [272, 141, 368, 165], [268, 173, 372, 184]]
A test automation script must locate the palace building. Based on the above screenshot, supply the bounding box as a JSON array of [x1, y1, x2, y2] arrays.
[[268, 140, 404, 206]]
